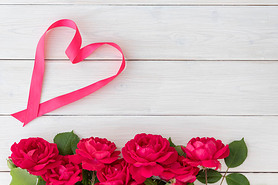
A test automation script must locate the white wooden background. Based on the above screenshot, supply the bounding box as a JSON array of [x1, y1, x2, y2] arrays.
[[1, 1, 278, 184]]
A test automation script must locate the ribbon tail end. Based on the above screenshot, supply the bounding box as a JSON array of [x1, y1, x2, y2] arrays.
[[11, 111, 27, 126]]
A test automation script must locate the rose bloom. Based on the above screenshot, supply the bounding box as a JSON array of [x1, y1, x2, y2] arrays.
[[42, 155, 82, 185], [122, 133, 178, 183], [160, 156, 199, 185], [70, 137, 120, 171], [182, 137, 230, 169], [10, 137, 60, 176], [97, 159, 137, 185]]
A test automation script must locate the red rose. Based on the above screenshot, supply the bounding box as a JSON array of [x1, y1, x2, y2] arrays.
[[42, 155, 82, 185], [97, 159, 137, 185], [160, 156, 199, 185], [70, 137, 120, 171], [122, 133, 178, 183], [182, 137, 230, 169], [10, 137, 60, 176]]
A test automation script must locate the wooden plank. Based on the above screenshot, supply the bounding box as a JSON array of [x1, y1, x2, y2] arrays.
[[0, 171, 277, 185], [1, 6, 278, 60], [0, 116, 278, 171], [2, 0, 278, 5], [1, 60, 278, 115], [0, 173, 11, 184]]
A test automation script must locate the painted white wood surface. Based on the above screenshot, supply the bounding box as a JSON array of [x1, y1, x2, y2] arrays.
[[1, 172, 277, 185], [1, 116, 278, 172], [2, 60, 278, 115], [2, 0, 278, 5], [1, 6, 278, 60], [1, 1, 278, 184]]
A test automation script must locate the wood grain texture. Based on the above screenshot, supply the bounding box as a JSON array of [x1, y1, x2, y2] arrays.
[[0, 173, 11, 183], [1, 172, 276, 185], [1, 6, 278, 60], [1, 60, 278, 115], [1, 116, 278, 172], [2, 0, 278, 5], [1, 1, 278, 183]]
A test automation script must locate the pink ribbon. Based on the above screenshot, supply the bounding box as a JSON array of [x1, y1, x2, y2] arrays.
[[11, 19, 126, 126]]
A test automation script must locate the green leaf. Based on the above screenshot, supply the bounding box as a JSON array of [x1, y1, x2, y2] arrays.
[[37, 176, 46, 185], [226, 173, 250, 185], [197, 169, 222, 184], [144, 178, 158, 185], [157, 180, 167, 185], [7, 159, 16, 169], [10, 168, 37, 185], [225, 138, 248, 168], [174, 145, 186, 157], [168, 137, 176, 147], [188, 183, 194, 185], [168, 138, 186, 157], [71, 137, 79, 155], [54, 131, 80, 155]]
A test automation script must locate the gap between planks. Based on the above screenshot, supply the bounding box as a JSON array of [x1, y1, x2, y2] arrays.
[[1, 4, 278, 6]]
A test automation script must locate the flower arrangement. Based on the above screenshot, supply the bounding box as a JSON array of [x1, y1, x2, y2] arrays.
[[7, 131, 249, 185]]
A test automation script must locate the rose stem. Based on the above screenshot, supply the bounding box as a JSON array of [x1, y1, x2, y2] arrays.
[[219, 167, 229, 185], [90, 171, 96, 185], [205, 168, 208, 185], [82, 170, 88, 185]]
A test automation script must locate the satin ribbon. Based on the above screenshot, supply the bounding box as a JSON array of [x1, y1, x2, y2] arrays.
[[11, 19, 126, 126]]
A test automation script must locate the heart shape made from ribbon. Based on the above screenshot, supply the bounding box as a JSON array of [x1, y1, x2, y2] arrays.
[[11, 19, 126, 126]]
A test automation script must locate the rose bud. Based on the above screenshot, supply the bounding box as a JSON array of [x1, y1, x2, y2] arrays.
[[182, 137, 230, 169], [122, 133, 178, 183], [10, 137, 60, 176]]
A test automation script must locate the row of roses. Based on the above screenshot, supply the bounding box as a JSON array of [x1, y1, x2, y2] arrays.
[[8, 131, 249, 185]]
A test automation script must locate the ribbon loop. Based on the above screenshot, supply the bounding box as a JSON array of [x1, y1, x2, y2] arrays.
[[11, 19, 126, 126]]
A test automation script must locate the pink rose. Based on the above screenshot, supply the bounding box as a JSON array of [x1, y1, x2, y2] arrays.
[[70, 137, 120, 171], [97, 159, 137, 185], [10, 138, 60, 176], [42, 155, 82, 185], [182, 137, 230, 169], [160, 156, 199, 185], [122, 133, 178, 183]]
